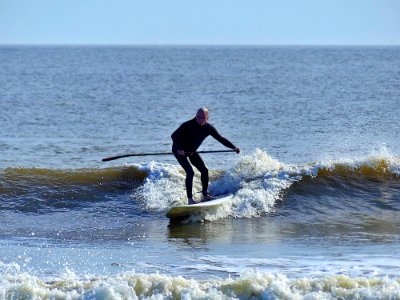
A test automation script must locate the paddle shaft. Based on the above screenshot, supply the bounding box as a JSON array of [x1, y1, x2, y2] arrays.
[[102, 150, 235, 162]]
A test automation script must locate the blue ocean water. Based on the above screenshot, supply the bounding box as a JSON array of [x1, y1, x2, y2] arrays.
[[0, 46, 400, 298]]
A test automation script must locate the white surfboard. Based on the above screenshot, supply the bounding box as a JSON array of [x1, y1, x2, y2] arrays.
[[166, 194, 234, 219]]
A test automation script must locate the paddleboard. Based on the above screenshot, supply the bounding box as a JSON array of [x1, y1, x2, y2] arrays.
[[166, 194, 234, 219]]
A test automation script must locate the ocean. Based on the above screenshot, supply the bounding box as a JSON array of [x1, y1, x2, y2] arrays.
[[0, 45, 400, 299]]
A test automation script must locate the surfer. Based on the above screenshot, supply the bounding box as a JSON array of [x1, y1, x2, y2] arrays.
[[171, 107, 240, 205]]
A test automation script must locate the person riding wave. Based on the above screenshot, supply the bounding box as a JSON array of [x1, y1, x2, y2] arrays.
[[171, 107, 240, 205]]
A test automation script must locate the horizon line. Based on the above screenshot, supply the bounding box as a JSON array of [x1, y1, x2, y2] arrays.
[[0, 43, 399, 47]]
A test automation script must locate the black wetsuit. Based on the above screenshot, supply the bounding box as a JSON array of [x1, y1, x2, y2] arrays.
[[171, 118, 236, 199]]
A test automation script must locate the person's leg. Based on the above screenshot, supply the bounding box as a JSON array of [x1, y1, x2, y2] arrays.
[[188, 153, 209, 196], [174, 153, 195, 203]]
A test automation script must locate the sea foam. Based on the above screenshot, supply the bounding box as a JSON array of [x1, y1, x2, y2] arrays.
[[1, 264, 399, 300]]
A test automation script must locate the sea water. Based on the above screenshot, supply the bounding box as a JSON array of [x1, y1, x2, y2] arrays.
[[1, 46, 400, 299]]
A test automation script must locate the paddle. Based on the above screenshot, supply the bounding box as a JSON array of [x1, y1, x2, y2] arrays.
[[101, 150, 236, 162]]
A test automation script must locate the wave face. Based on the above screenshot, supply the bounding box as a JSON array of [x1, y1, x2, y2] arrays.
[[1, 150, 400, 221], [0, 166, 146, 213]]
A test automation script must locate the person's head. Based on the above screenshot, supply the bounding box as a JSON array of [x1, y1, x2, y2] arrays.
[[195, 107, 209, 126]]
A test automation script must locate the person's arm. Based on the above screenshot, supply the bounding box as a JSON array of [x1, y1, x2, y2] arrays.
[[210, 126, 240, 153]]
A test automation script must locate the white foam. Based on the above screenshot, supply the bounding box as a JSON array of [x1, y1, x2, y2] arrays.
[[1, 264, 399, 299], [132, 161, 188, 210], [200, 149, 299, 220], [133, 150, 304, 220]]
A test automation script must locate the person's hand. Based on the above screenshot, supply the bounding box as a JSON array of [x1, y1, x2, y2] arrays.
[[234, 147, 240, 154], [177, 149, 185, 156]]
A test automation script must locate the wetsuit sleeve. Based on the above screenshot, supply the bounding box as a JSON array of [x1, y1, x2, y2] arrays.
[[209, 126, 236, 149]]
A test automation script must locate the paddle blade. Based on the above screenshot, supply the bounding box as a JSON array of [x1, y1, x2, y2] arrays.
[[102, 156, 119, 162], [101, 154, 132, 162]]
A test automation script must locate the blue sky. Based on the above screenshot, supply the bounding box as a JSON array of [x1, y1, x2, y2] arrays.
[[1, 0, 399, 45]]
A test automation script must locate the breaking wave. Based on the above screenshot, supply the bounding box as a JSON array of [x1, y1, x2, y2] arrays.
[[0, 263, 399, 300], [1, 149, 400, 221]]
